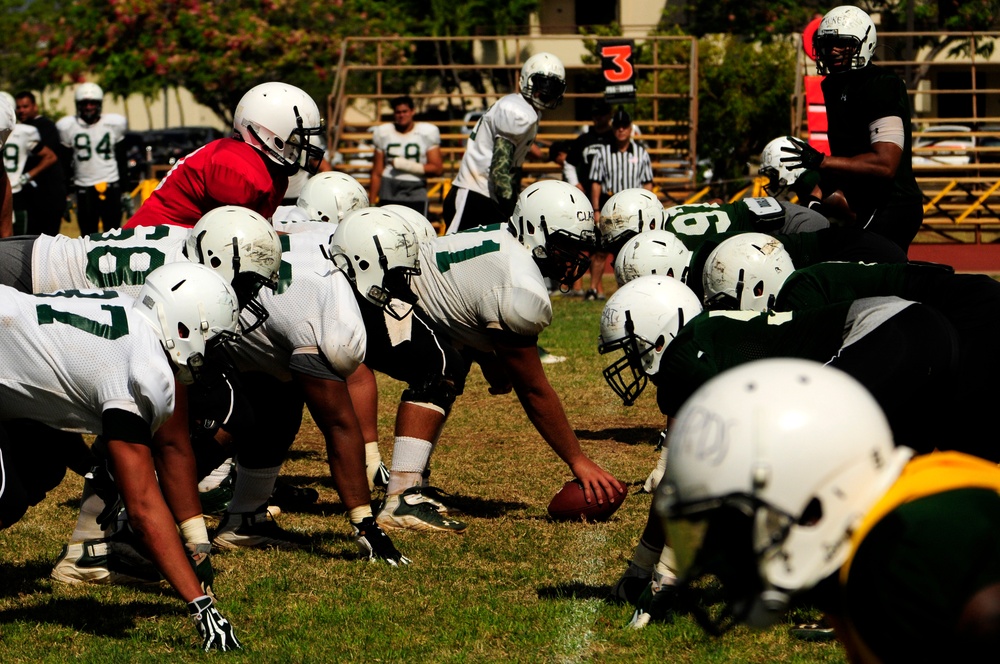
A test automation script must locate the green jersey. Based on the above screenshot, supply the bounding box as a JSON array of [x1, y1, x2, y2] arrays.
[[652, 305, 850, 416], [663, 197, 785, 251], [776, 261, 909, 311]]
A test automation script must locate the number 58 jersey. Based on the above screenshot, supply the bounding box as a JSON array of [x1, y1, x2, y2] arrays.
[[0, 286, 174, 434], [32, 226, 190, 296]]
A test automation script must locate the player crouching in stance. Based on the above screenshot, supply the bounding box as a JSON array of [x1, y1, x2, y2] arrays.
[[0, 263, 243, 651], [658, 358, 1000, 662]]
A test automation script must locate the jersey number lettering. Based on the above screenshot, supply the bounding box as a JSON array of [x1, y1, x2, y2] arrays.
[[386, 142, 422, 161], [435, 238, 501, 273], [3, 143, 19, 173], [74, 131, 113, 161], [36, 302, 129, 340], [668, 211, 733, 236]]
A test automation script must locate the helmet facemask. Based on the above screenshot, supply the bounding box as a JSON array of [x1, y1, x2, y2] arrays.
[[661, 493, 790, 635], [330, 233, 421, 321], [815, 33, 867, 75], [525, 74, 567, 110], [534, 222, 595, 288], [246, 103, 325, 176], [598, 309, 653, 406]]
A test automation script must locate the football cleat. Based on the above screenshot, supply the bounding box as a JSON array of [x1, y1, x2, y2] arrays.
[[351, 516, 411, 567], [369, 461, 390, 491], [376, 486, 468, 534], [609, 561, 652, 606], [199, 462, 236, 516], [627, 572, 678, 629], [270, 480, 320, 511], [51, 534, 162, 586], [213, 503, 304, 550]]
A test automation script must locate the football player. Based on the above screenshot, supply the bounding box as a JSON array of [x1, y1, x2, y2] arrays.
[[444, 53, 566, 232], [369, 94, 444, 216], [0, 263, 242, 651], [56, 83, 128, 234], [374, 179, 626, 534], [599, 276, 965, 621], [209, 209, 415, 566], [271, 170, 369, 234], [659, 358, 1000, 662], [0, 91, 59, 234], [125, 82, 325, 229]]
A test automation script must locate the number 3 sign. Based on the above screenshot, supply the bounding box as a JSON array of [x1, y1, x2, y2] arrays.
[[600, 39, 636, 103]]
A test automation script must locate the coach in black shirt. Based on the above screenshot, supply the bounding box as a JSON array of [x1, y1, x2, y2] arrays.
[[587, 109, 654, 299]]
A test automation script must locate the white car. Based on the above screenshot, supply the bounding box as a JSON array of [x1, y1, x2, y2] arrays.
[[912, 125, 974, 167]]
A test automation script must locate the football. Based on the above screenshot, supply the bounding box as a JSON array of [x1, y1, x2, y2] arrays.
[[547, 479, 628, 522]]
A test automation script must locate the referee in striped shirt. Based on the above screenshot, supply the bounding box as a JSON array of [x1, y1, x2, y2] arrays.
[[587, 109, 654, 299]]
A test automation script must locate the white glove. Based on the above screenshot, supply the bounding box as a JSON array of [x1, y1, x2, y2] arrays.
[[643, 444, 669, 493], [392, 157, 425, 176], [188, 595, 241, 652], [17, 173, 32, 188]]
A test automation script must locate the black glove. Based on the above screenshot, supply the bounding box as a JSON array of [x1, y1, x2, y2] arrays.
[[186, 542, 215, 599], [779, 136, 825, 171], [352, 516, 411, 567], [188, 595, 241, 652]]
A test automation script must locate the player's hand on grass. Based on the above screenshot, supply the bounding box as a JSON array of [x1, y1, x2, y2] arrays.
[[188, 595, 241, 652], [352, 516, 412, 567]]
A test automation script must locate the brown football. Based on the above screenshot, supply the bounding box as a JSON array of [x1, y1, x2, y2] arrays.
[[547, 479, 628, 521]]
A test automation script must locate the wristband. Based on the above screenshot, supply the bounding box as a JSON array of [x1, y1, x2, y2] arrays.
[[180, 515, 210, 544]]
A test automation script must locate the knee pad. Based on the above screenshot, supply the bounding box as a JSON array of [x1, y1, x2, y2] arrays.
[[401, 376, 461, 416]]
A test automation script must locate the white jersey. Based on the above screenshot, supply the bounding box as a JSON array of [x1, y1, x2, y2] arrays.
[[32, 225, 190, 296], [453, 94, 540, 199], [411, 226, 551, 352], [229, 230, 365, 381], [271, 204, 337, 235], [284, 169, 310, 201], [56, 113, 127, 186], [372, 122, 441, 184], [0, 286, 174, 434], [3, 124, 41, 193]]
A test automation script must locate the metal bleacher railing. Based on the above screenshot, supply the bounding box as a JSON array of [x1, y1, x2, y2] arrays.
[[326, 34, 700, 222]]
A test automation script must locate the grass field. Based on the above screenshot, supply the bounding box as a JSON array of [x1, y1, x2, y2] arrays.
[[0, 283, 847, 663]]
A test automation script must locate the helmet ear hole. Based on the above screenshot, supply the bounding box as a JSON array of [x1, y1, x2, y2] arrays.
[[177, 322, 190, 339], [798, 497, 823, 527]]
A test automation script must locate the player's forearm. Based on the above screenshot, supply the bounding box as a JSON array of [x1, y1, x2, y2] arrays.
[[822, 144, 902, 180], [490, 138, 516, 202], [513, 379, 587, 467], [107, 439, 204, 601]]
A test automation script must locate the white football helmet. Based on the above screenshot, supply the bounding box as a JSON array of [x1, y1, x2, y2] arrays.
[[328, 208, 421, 319], [381, 204, 438, 242], [657, 358, 911, 632], [520, 52, 567, 110], [296, 171, 369, 223], [75, 82, 104, 124], [132, 263, 240, 381], [759, 137, 809, 198], [598, 275, 703, 406], [233, 82, 325, 174], [599, 188, 667, 251], [814, 6, 877, 75], [185, 205, 283, 332], [510, 179, 597, 288], [614, 229, 692, 286], [702, 233, 794, 312]]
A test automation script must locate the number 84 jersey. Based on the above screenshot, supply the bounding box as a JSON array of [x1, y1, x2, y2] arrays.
[[32, 226, 190, 296], [56, 113, 127, 187], [0, 286, 174, 434]]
